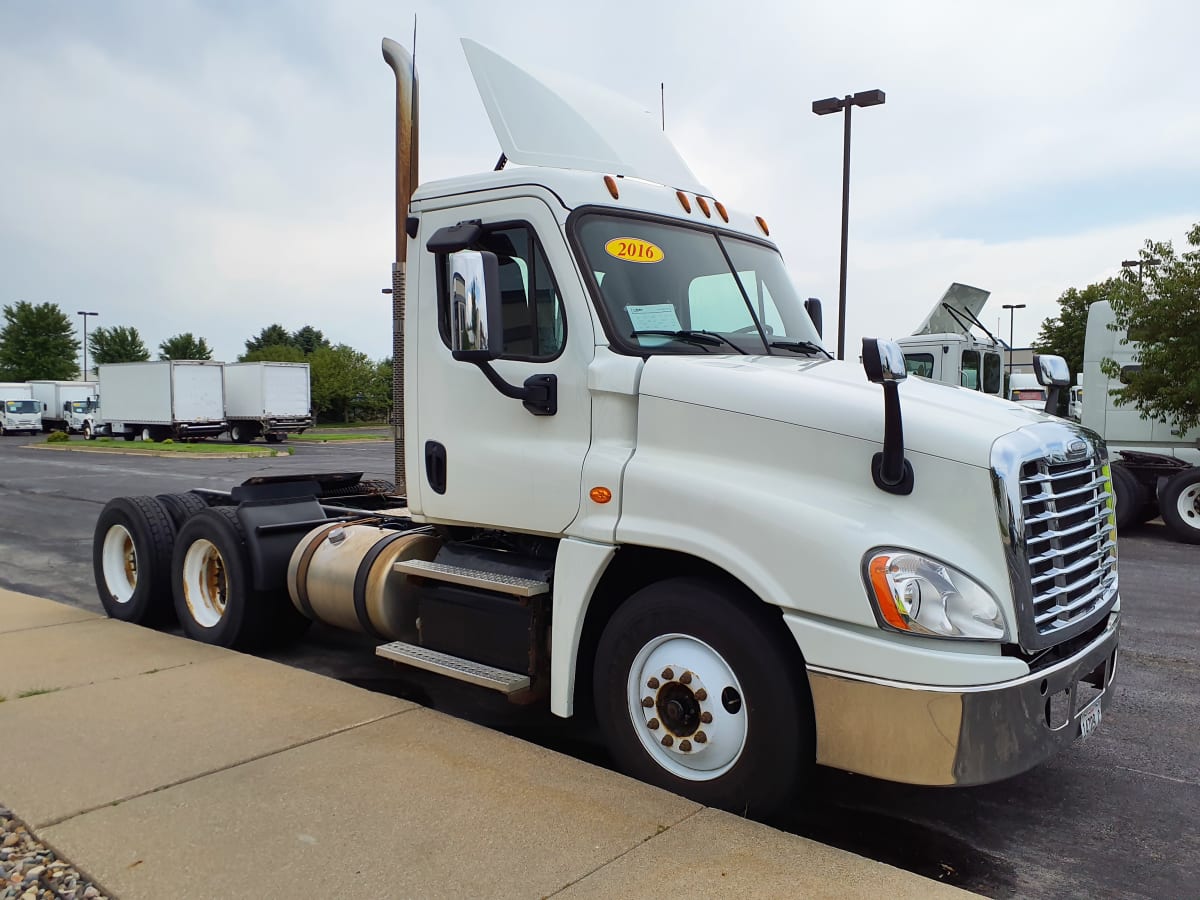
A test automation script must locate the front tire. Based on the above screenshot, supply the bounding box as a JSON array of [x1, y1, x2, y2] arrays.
[[593, 577, 813, 818], [1160, 468, 1200, 544], [92, 496, 177, 625]]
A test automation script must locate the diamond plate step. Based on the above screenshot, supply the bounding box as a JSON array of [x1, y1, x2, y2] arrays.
[[376, 641, 531, 694], [393, 559, 549, 596]]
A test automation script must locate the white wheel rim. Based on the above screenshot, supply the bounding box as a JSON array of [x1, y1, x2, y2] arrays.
[[101, 524, 138, 604], [625, 633, 747, 781], [181, 538, 229, 628], [1177, 482, 1200, 528]]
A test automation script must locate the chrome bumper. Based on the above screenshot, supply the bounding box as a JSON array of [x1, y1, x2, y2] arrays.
[[806, 614, 1119, 786]]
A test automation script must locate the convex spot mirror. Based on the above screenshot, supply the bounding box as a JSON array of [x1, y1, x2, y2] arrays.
[[449, 250, 504, 362], [1033, 353, 1070, 387], [862, 338, 908, 383]]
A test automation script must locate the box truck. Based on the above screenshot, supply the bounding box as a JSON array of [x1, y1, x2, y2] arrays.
[[0, 382, 42, 435], [30, 380, 99, 433], [90, 37, 1120, 817], [223, 362, 312, 443], [87, 361, 226, 441]]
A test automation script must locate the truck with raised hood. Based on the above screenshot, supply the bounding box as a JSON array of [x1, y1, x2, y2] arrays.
[[89, 37, 1121, 817], [222, 362, 312, 443], [86, 360, 226, 442], [0, 382, 42, 436], [29, 380, 98, 433], [896, 283, 1006, 398], [1082, 299, 1200, 542]]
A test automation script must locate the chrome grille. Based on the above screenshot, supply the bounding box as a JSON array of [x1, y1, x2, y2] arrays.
[[991, 423, 1119, 652]]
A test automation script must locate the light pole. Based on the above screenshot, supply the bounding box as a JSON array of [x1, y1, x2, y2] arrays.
[[1002, 303, 1025, 381], [77, 311, 99, 381], [812, 88, 886, 360], [1121, 257, 1161, 285]]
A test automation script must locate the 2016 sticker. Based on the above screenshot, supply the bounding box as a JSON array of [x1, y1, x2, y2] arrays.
[[605, 238, 664, 264]]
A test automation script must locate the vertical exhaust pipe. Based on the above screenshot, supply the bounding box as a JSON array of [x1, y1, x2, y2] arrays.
[[382, 37, 418, 494]]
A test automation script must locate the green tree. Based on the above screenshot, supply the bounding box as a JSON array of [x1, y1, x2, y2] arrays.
[[243, 324, 293, 358], [89, 325, 151, 371], [309, 344, 378, 423], [1101, 223, 1200, 434], [1032, 278, 1120, 379], [241, 343, 307, 363], [0, 301, 79, 381], [159, 333, 213, 360], [291, 325, 330, 355]]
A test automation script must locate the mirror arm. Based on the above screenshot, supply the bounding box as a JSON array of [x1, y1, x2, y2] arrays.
[[872, 382, 915, 495], [469, 361, 557, 416]]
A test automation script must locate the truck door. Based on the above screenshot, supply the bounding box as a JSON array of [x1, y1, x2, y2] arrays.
[[412, 195, 593, 534]]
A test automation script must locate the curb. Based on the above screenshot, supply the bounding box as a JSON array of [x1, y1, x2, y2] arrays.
[[28, 444, 286, 460]]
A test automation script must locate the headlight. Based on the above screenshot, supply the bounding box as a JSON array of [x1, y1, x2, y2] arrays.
[[864, 550, 1007, 641]]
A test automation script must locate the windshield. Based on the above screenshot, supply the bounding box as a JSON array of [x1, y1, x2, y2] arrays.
[[1013, 389, 1046, 402], [4, 400, 38, 414], [575, 213, 824, 355], [70, 400, 94, 412]]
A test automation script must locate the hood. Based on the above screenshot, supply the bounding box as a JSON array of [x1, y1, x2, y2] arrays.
[[638, 355, 1052, 466], [912, 283, 990, 336]]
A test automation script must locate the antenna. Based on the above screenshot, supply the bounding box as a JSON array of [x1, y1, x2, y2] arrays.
[[661, 82, 665, 131]]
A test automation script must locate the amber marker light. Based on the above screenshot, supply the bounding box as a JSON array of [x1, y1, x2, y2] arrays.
[[755, 215, 770, 235], [868, 556, 908, 631], [696, 196, 711, 217], [604, 175, 620, 199], [676, 190, 692, 213], [589, 486, 613, 504], [714, 201, 729, 222]]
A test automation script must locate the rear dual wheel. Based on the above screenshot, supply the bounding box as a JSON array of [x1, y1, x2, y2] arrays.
[[93, 496, 176, 625], [1161, 468, 1200, 544]]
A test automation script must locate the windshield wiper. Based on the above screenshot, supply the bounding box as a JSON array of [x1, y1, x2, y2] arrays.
[[631, 330, 748, 354], [769, 340, 833, 359]]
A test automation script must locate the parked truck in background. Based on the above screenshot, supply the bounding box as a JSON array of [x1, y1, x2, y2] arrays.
[[0, 382, 42, 435], [896, 283, 1006, 398], [1082, 299, 1200, 542], [223, 362, 312, 443], [1009, 372, 1049, 410], [89, 37, 1121, 816], [30, 380, 99, 433], [85, 360, 226, 442]]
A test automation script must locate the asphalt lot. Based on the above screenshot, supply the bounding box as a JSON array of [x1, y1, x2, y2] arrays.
[[1, 432, 1197, 898]]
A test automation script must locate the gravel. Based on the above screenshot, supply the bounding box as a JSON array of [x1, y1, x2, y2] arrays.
[[0, 806, 109, 900]]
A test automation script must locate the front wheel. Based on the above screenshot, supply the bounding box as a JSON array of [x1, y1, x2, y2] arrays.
[[1160, 468, 1200, 544], [593, 577, 813, 818]]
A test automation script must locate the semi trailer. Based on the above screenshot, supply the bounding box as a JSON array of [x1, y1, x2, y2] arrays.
[[91, 36, 1121, 816], [223, 362, 312, 443], [30, 380, 98, 433], [85, 360, 226, 441]]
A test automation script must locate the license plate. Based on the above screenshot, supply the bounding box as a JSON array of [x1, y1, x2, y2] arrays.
[[1079, 696, 1103, 740]]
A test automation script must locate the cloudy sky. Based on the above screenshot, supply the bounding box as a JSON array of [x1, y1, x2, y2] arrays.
[[3, 1, 1197, 366]]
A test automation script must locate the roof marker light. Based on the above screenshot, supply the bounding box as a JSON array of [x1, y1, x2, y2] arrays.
[[676, 191, 692, 213], [604, 175, 620, 199], [756, 216, 770, 236], [714, 201, 729, 222], [696, 196, 711, 218]]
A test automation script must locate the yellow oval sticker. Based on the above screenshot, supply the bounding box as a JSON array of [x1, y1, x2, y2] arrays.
[[605, 238, 664, 264]]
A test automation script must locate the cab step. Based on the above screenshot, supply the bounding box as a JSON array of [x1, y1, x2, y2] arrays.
[[375, 641, 531, 694], [393, 559, 550, 597]]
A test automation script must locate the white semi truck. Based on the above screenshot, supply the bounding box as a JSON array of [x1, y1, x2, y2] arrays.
[[86, 360, 226, 442], [90, 38, 1120, 816], [1082, 299, 1200, 542], [896, 283, 1006, 398], [223, 362, 312, 443], [0, 382, 42, 435], [30, 380, 98, 433]]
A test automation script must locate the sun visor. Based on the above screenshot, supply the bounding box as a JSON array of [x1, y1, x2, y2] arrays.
[[461, 39, 709, 196], [912, 283, 991, 335]]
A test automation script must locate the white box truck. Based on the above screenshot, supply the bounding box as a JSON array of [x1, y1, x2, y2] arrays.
[[0, 382, 42, 435], [30, 380, 99, 433], [223, 362, 312, 443], [90, 37, 1120, 817], [88, 361, 226, 442]]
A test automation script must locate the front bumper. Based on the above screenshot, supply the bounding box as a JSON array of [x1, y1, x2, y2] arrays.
[[806, 612, 1119, 786]]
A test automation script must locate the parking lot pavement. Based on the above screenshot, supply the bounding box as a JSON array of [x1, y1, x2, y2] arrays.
[[1, 438, 1197, 897]]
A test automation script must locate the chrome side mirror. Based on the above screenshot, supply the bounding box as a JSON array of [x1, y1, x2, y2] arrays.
[[1033, 353, 1070, 387], [862, 338, 908, 383], [449, 250, 503, 362]]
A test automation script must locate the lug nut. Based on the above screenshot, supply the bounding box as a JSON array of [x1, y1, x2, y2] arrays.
[[680, 671, 692, 685], [695, 731, 707, 743], [647, 677, 660, 690], [647, 718, 660, 730], [695, 689, 708, 701], [700, 711, 713, 724], [662, 667, 674, 680], [661, 734, 674, 747], [641, 697, 654, 708], [679, 739, 692, 752]]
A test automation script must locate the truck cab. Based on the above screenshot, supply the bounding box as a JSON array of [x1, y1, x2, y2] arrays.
[[895, 284, 1005, 397], [0, 384, 43, 436]]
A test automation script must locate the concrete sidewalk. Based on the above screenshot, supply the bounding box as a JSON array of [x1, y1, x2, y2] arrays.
[[0, 589, 974, 899]]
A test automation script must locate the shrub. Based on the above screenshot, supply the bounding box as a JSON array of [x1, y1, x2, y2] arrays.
[[161, 438, 174, 444], [46, 430, 69, 443]]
